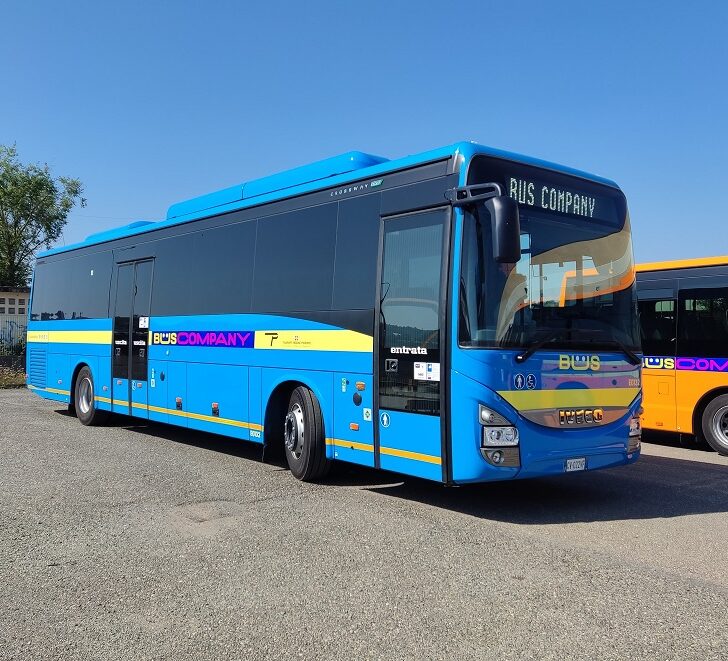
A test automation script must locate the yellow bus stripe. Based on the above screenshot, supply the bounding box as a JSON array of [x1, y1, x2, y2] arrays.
[[497, 387, 639, 410], [28, 328, 373, 352], [27, 330, 112, 344], [253, 329, 373, 352], [326, 438, 374, 452], [96, 398, 261, 431], [45, 387, 70, 396], [379, 446, 442, 465]]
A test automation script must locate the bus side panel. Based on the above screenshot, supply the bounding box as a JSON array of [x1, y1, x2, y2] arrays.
[[186, 362, 249, 439], [248, 367, 263, 442], [261, 367, 334, 459], [449, 369, 519, 483], [166, 361, 188, 428], [332, 372, 374, 468], [378, 411, 442, 481], [676, 371, 728, 434], [641, 368, 677, 432], [47, 351, 70, 403], [147, 359, 168, 423]]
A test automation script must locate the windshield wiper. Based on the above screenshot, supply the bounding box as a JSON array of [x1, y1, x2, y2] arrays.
[[514, 328, 641, 365], [589, 336, 641, 365], [514, 329, 568, 363]]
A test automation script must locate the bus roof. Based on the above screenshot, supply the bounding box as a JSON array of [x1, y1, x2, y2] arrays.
[[636, 256, 728, 273], [40, 141, 620, 258]]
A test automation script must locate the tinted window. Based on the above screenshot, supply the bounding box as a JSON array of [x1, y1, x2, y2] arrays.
[[112, 263, 133, 378], [151, 234, 194, 317], [31, 252, 112, 320], [151, 221, 256, 317], [253, 204, 337, 312], [678, 287, 728, 357], [333, 194, 380, 310], [638, 298, 676, 356]]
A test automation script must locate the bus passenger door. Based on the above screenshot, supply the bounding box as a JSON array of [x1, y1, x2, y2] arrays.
[[376, 208, 448, 482], [112, 260, 153, 417], [637, 288, 677, 432]]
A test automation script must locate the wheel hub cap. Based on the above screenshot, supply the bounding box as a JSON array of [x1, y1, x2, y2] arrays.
[[78, 377, 93, 415], [284, 403, 305, 457], [711, 405, 728, 449]]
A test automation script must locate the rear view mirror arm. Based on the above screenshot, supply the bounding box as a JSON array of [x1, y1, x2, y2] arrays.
[[445, 182, 503, 206]]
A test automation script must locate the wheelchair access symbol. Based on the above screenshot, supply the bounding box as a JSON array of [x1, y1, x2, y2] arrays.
[[380, 412, 391, 428]]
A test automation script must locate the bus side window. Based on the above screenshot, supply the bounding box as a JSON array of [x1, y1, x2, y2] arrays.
[[678, 286, 728, 358], [638, 298, 676, 356]]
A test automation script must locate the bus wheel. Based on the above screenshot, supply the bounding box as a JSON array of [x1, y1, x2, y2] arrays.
[[283, 386, 330, 481], [74, 366, 108, 426], [701, 395, 728, 455]]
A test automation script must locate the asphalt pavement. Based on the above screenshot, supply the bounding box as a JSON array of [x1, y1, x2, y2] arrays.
[[1, 388, 727, 660]]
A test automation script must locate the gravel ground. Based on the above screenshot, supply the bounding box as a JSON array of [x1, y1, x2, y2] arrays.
[[1, 388, 727, 660]]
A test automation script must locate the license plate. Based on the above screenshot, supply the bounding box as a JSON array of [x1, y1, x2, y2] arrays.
[[565, 457, 587, 472]]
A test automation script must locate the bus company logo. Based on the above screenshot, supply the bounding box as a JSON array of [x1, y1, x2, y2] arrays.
[[558, 354, 600, 371], [151, 331, 254, 348], [643, 355, 728, 372], [642, 356, 674, 370], [558, 408, 604, 425], [390, 346, 428, 355]]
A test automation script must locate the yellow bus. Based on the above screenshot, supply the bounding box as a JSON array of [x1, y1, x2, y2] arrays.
[[637, 256, 728, 454]]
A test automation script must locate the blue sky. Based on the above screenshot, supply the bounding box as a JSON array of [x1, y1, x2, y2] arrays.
[[1, 1, 726, 261]]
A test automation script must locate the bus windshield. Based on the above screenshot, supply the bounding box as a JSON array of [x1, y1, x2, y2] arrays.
[[459, 160, 640, 353]]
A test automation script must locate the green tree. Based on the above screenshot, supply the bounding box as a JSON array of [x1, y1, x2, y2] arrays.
[[0, 145, 85, 287]]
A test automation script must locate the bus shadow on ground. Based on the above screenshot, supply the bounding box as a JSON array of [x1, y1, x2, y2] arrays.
[[60, 409, 728, 525], [347, 453, 728, 525]]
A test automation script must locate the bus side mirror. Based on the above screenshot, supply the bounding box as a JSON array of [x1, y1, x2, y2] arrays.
[[485, 195, 521, 263]]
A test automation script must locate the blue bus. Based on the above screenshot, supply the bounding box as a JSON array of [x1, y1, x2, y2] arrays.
[[26, 142, 642, 483]]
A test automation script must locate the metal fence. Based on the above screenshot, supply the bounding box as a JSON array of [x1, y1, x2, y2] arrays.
[[0, 315, 27, 372]]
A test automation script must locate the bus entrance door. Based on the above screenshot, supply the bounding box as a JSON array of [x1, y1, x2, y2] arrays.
[[112, 260, 153, 418], [376, 208, 448, 482]]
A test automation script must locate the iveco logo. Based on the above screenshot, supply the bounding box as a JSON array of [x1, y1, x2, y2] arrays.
[[559, 408, 604, 425]]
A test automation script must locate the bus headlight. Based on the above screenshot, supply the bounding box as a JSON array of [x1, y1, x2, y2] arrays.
[[483, 425, 519, 447], [478, 404, 511, 426], [628, 413, 641, 453], [478, 404, 520, 466]]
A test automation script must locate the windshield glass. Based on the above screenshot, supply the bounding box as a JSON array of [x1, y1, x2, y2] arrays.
[[459, 157, 640, 352]]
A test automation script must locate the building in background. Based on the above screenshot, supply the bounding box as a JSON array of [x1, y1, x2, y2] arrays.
[[0, 286, 30, 319], [0, 286, 29, 368]]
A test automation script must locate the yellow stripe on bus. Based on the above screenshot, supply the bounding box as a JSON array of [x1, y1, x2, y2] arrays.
[[326, 439, 441, 465], [326, 438, 375, 452], [254, 330, 373, 352], [99, 399, 263, 431], [497, 387, 639, 411], [379, 446, 442, 465], [26, 330, 112, 344]]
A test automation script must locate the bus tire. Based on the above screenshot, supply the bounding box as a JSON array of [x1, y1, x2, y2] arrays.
[[74, 366, 108, 427], [283, 385, 330, 481], [701, 394, 728, 455]]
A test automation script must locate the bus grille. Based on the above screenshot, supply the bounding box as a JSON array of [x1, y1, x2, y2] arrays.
[[28, 349, 46, 388]]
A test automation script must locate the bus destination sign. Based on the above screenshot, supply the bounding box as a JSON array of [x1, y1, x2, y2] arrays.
[[508, 176, 616, 224]]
